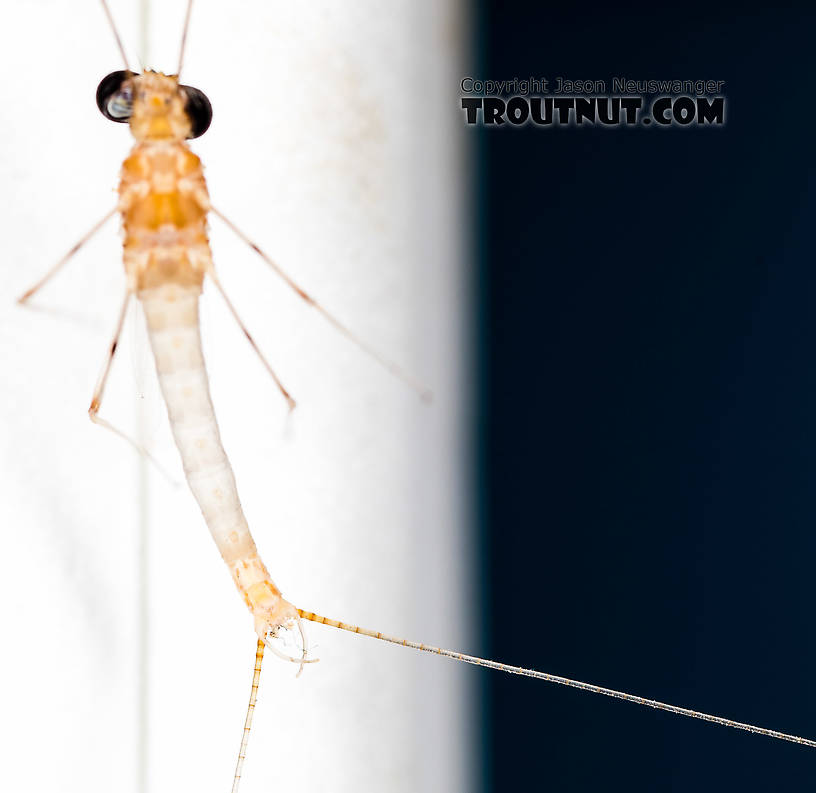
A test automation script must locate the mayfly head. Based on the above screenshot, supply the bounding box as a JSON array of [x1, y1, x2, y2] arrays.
[[96, 70, 212, 142]]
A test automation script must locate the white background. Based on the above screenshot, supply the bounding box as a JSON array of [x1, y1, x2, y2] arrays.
[[0, 1, 473, 791]]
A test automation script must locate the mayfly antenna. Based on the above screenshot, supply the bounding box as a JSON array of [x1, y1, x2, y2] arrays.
[[176, 0, 194, 77], [99, 0, 131, 72], [299, 608, 816, 750]]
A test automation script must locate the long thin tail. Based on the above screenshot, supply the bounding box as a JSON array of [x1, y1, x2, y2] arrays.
[[231, 639, 265, 793], [298, 608, 816, 750]]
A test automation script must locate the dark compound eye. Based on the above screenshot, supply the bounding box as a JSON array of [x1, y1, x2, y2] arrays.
[[180, 85, 212, 139], [96, 70, 135, 123]]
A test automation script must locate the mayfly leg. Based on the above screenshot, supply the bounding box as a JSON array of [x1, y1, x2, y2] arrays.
[[88, 289, 177, 482], [88, 289, 131, 426], [210, 207, 433, 403], [20, 245, 176, 482], [207, 268, 296, 410], [17, 209, 117, 305]]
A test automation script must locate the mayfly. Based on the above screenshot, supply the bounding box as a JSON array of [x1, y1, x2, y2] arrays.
[[15, 1, 816, 790]]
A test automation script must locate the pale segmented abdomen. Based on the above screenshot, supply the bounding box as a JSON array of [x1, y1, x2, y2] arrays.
[[140, 283, 296, 637]]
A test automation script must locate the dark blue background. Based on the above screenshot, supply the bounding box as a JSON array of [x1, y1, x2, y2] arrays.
[[477, 3, 816, 790]]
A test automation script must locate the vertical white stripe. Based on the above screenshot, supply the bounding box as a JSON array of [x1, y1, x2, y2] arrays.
[[0, 2, 469, 792]]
